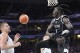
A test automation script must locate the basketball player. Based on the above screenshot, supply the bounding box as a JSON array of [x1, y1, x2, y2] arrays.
[[0, 22, 21, 53], [35, 5, 74, 53]]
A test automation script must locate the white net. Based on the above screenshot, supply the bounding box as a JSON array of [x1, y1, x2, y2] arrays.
[[48, 0, 58, 6]]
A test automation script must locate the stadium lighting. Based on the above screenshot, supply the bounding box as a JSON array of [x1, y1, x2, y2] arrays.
[[77, 34, 80, 38]]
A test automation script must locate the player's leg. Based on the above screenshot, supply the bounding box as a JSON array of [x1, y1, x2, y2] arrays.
[[35, 40, 49, 53], [64, 38, 70, 53], [57, 44, 64, 53], [56, 37, 65, 53]]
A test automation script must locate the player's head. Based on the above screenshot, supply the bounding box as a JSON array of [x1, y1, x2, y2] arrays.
[[53, 4, 70, 18], [53, 6, 63, 18], [0, 22, 11, 33]]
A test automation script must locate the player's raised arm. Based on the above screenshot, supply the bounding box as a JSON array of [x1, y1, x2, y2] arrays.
[[46, 20, 55, 36], [62, 17, 74, 37]]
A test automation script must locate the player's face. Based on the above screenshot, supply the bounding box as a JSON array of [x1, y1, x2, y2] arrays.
[[2, 23, 11, 33], [53, 7, 59, 18]]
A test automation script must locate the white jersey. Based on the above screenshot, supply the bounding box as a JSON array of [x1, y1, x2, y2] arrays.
[[0, 33, 14, 53], [41, 48, 51, 53]]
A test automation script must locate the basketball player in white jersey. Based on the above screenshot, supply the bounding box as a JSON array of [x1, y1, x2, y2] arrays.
[[0, 22, 21, 53]]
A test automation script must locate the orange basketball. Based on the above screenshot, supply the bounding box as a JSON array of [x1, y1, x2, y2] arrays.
[[19, 14, 29, 24]]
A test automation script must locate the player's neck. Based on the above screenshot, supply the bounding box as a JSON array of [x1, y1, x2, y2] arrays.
[[56, 14, 62, 19], [2, 31, 9, 35]]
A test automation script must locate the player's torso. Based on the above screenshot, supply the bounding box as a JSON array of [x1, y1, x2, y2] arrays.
[[0, 33, 14, 53], [53, 18, 63, 33], [52, 15, 67, 35]]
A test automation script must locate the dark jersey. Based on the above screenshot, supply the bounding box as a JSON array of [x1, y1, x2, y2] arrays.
[[50, 15, 68, 37]]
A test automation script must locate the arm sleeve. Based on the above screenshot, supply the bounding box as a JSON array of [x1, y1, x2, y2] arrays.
[[63, 27, 74, 38]]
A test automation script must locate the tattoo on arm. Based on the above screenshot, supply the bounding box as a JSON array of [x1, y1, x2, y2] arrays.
[[63, 17, 73, 29]]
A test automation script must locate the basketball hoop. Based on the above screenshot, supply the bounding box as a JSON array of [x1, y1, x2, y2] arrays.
[[47, 0, 58, 6]]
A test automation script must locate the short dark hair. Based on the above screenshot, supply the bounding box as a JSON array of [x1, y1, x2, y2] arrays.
[[0, 22, 7, 28]]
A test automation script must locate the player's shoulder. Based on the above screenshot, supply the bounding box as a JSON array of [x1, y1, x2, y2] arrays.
[[61, 15, 69, 18], [63, 17, 70, 24], [61, 15, 70, 24], [0, 33, 8, 37], [62, 15, 69, 20], [61, 15, 69, 19]]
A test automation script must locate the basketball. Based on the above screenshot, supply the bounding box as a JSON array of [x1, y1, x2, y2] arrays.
[[19, 14, 29, 24]]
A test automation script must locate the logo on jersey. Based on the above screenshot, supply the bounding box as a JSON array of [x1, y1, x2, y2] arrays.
[[54, 25, 60, 28]]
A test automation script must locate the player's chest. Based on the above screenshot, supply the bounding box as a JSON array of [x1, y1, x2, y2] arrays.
[[53, 20, 63, 28]]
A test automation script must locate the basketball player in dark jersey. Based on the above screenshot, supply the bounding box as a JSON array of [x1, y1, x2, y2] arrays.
[[35, 5, 74, 53]]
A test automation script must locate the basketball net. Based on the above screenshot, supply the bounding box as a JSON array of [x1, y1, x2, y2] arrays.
[[47, 0, 58, 6]]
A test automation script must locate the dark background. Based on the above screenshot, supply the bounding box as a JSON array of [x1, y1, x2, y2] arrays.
[[0, 0, 80, 53]]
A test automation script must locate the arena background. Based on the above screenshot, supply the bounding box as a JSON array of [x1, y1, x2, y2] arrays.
[[0, 0, 80, 53]]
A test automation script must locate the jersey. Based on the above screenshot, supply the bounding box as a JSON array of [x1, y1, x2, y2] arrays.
[[48, 15, 70, 53], [0, 33, 14, 53], [50, 15, 68, 37]]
